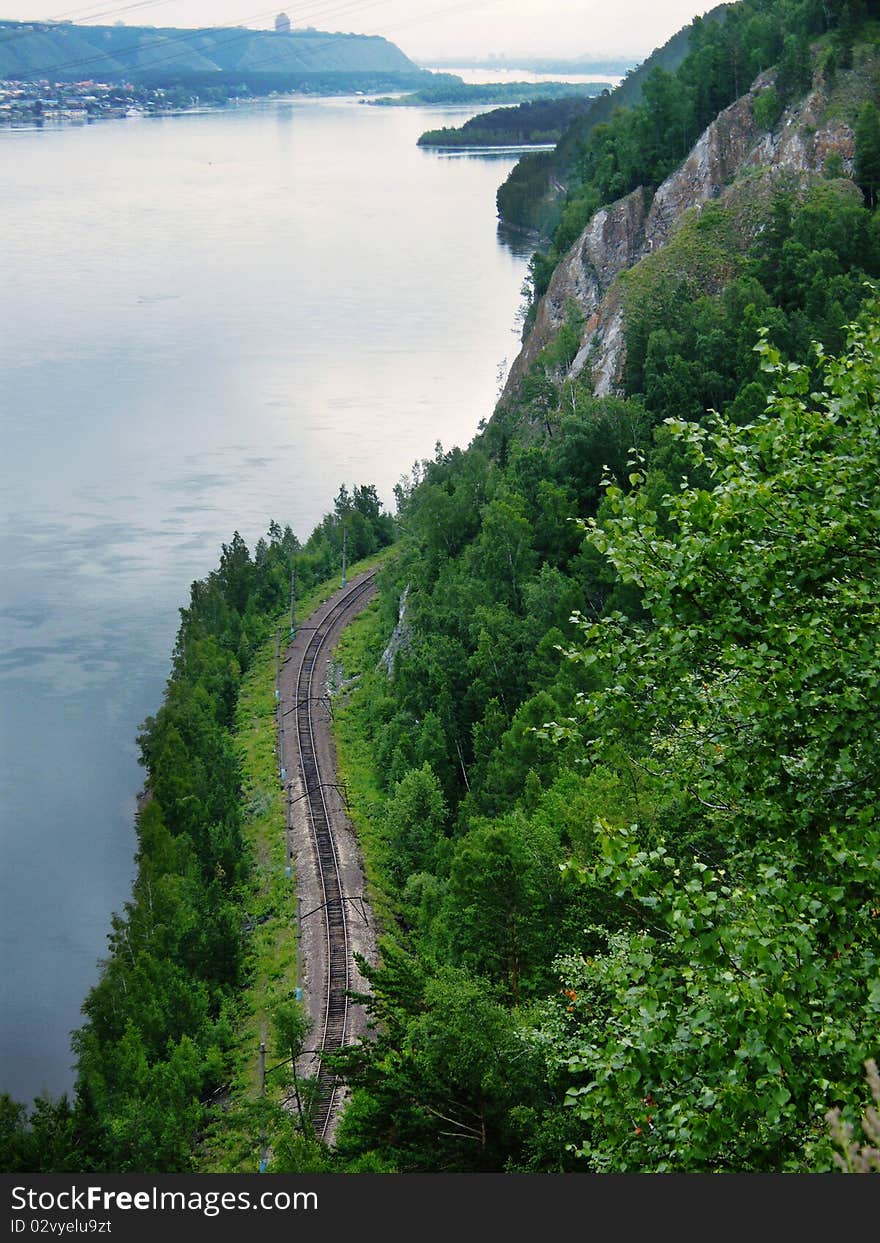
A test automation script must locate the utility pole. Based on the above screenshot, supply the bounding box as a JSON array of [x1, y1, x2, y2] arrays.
[[295, 887, 302, 1002], [289, 565, 296, 640], [278, 693, 285, 783], [258, 1032, 267, 1172], [341, 522, 347, 588]]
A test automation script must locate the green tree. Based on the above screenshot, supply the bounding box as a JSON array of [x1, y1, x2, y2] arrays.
[[539, 305, 880, 1170], [470, 493, 536, 612], [385, 763, 448, 881], [855, 101, 880, 208], [270, 1000, 313, 1139], [753, 85, 783, 131], [334, 956, 549, 1171], [443, 815, 562, 1004], [0, 1095, 34, 1171]]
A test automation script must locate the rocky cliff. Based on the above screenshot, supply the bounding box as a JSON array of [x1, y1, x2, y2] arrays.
[[501, 69, 856, 405]]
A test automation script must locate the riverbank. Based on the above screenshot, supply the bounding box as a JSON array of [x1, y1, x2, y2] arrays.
[[0, 79, 215, 126], [0, 73, 431, 128]]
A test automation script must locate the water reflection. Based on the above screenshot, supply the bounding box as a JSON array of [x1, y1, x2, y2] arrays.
[[422, 145, 556, 159], [497, 220, 546, 260]]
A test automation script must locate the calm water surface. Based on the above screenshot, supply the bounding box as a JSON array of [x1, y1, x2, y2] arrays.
[[0, 97, 531, 1102]]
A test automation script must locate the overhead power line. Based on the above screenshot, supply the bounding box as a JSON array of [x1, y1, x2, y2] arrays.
[[0, 0, 177, 42]]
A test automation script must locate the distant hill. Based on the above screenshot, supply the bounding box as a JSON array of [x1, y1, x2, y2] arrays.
[[0, 20, 418, 83]]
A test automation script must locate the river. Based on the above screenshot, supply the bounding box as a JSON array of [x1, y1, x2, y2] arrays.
[[0, 96, 532, 1103]]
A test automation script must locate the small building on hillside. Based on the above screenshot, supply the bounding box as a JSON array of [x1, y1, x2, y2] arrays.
[[275, 13, 291, 34]]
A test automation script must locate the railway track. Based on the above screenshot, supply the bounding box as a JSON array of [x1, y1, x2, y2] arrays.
[[288, 571, 376, 1141]]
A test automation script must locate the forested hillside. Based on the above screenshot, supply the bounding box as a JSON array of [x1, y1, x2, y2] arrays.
[[327, 310, 880, 1173], [316, 0, 880, 1174], [495, 3, 729, 233]]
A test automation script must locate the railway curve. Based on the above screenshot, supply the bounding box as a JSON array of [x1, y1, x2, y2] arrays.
[[276, 568, 379, 1143]]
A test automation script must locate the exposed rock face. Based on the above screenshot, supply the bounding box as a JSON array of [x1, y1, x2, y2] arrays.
[[380, 585, 411, 678], [503, 72, 856, 405], [502, 189, 646, 398], [747, 88, 856, 174], [643, 94, 760, 253], [578, 299, 626, 397]]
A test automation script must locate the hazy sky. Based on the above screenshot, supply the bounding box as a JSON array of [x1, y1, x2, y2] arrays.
[[1, 2, 719, 61]]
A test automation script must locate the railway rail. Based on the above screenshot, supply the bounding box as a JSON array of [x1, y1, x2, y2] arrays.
[[286, 571, 376, 1141]]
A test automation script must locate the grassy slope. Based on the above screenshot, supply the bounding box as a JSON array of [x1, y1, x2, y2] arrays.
[[330, 598, 399, 935]]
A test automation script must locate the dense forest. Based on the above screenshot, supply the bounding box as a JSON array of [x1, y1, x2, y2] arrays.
[[4, 0, 880, 1176], [320, 0, 880, 1174]]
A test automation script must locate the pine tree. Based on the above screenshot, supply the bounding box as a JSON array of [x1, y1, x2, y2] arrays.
[[855, 101, 880, 207]]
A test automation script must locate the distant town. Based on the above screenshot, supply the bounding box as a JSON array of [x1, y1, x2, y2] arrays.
[[0, 78, 204, 125], [0, 12, 424, 125]]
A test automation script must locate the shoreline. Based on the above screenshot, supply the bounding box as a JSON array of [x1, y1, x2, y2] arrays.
[[0, 84, 417, 131]]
